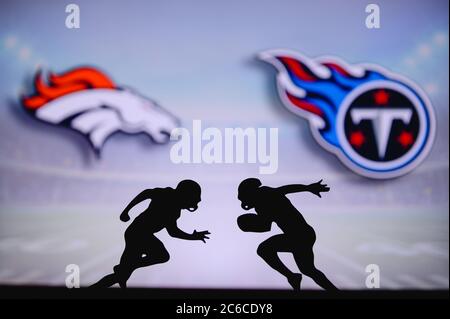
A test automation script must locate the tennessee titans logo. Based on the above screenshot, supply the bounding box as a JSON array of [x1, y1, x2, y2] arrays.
[[260, 50, 435, 179], [21, 67, 179, 154]]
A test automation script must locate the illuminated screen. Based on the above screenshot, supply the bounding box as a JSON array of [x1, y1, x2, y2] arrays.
[[0, 0, 448, 291]]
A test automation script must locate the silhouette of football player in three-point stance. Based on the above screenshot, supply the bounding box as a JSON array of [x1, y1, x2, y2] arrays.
[[91, 180, 210, 288], [237, 178, 338, 291]]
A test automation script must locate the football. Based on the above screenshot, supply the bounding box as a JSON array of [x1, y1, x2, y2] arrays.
[[237, 213, 267, 232]]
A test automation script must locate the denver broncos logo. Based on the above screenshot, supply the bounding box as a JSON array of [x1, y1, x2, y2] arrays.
[[22, 67, 179, 153]]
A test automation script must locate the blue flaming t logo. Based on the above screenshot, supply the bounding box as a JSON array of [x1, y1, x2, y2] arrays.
[[260, 50, 435, 179]]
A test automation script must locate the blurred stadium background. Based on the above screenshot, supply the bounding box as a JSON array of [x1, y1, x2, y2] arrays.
[[0, 0, 448, 289]]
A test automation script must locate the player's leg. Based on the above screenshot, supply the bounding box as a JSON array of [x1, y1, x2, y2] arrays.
[[114, 236, 169, 287], [113, 242, 141, 288], [134, 235, 170, 269], [89, 272, 118, 288], [257, 234, 302, 289], [90, 243, 139, 288], [293, 247, 338, 291]]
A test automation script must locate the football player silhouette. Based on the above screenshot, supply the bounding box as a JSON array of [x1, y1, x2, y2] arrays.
[[91, 180, 210, 288], [237, 178, 338, 291]]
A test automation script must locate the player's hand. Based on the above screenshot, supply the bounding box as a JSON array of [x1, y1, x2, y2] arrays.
[[308, 179, 330, 198], [120, 211, 130, 222], [192, 230, 210, 243]]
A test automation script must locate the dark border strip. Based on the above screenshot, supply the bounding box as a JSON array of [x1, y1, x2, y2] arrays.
[[0, 286, 448, 300]]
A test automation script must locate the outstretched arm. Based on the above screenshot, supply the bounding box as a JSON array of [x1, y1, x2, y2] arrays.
[[277, 180, 330, 198], [120, 189, 153, 222], [277, 184, 309, 194], [166, 222, 210, 243]]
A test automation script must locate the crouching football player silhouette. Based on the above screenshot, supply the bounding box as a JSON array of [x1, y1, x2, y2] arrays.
[[237, 178, 338, 291], [91, 180, 210, 288]]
